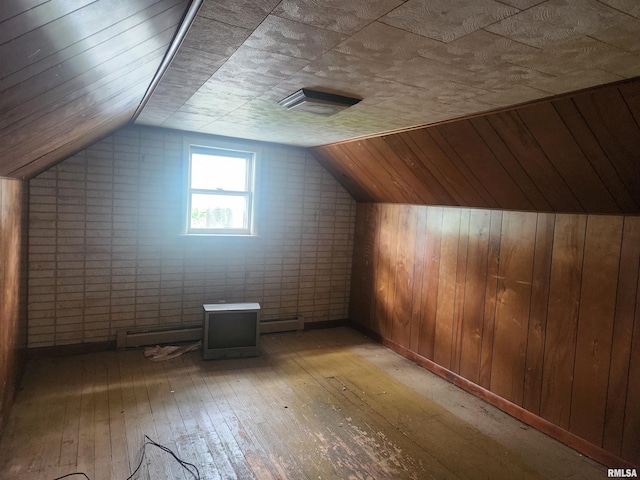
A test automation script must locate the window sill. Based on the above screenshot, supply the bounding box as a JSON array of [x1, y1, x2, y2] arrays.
[[179, 233, 259, 238]]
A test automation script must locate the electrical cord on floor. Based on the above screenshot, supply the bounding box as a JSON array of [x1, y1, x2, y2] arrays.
[[51, 475, 90, 480], [52, 435, 201, 480]]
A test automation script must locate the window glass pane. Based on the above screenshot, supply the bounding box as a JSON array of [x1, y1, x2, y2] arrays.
[[191, 153, 248, 191], [190, 193, 249, 230]]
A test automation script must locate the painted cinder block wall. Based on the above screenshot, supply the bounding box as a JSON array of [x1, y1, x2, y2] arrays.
[[27, 126, 355, 347]]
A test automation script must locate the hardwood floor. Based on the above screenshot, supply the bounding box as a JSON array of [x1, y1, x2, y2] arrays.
[[0, 327, 606, 480]]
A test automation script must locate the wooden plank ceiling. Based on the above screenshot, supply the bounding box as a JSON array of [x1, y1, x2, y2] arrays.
[[0, 0, 192, 179], [311, 77, 640, 214]]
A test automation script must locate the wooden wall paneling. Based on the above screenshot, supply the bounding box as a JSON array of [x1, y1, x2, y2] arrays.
[[469, 117, 549, 211], [417, 206, 443, 360], [0, 0, 184, 113], [0, 0, 190, 178], [450, 208, 470, 375], [0, 0, 48, 22], [384, 134, 457, 205], [346, 202, 640, 465], [404, 130, 480, 207], [319, 146, 380, 202], [385, 205, 402, 339], [340, 143, 408, 203], [428, 129, 498, 208], [0, 180, 5, 421], [349, 204, 373, 327], [573, 88, 640, 207], [489, 211, 537, 406], [409, 206, 427, 354], [2, 25, 170, 124], [349, 204, 367, 324], [569, 216, 623, 445], [622, 281, 640, 465], [436, 121, 532, 211], [0, 60, 169, 173], [369, 137, 441, 205], [5, 91, 144, 177], [1, 0, 164, 77], [522, 213, 555, 415], [360, 204, 379, 331], [372, 205, 394, 337], [552, 98, 638, 213], [433, 208, 462, 369], [0, 0, 180, 95], [0, 0, 96, 43], [620, 80, 640, 125], [517, 103, 620, 213], [603, 217, 640, 454], [479, 210, 503, 389], [487, 111, 584, 212], [366, 204, 382, 334], [1, 52, 166, 175], [10, 110, 132, 178], [390, 205, 417, 349], [0, 178, 25, 433], [310, 79, 640, 215], [397, 132, 466, 206], [540, 214, 587, 429], [458, 209, 491, 384], [312, 149, 375, 203]]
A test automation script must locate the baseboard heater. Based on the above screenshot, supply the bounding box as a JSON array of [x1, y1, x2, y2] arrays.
[[116, 324, 203, 349], [116, 315, 305, 349], [259, 315, 304, 334]]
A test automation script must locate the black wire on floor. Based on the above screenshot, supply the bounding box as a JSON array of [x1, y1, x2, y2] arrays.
[[52, 435, 201, 480]]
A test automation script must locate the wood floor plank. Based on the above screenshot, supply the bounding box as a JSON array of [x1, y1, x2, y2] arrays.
[[237, 356, 331, 479], [200, 361, 278, 480], [0, 358, 64, 475], [226, 359, 310, 480], [141, 358, 189, 479], [58, 356, 85, 468], [106, 349, 130, 479], [287, 330, 546, 480], [244, 340, 356, 478], [119, 351, 158, 480], [262, 333, 438, 480], [0, 328, 608, 480], [187, 360, 256, 479]]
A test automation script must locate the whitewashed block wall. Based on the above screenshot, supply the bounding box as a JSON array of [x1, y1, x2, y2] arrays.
[[28, 126, 355, 347]]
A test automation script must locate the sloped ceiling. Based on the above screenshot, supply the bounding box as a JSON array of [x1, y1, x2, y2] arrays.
[[0, 0, 193, 178], [312, 77, 640, 214], [2, 0, 640, 185], [137, 0, 640, 147]]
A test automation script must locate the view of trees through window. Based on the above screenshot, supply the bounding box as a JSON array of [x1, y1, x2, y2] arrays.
[[191, 206, 234, 229], [185, 141, 256, 235]]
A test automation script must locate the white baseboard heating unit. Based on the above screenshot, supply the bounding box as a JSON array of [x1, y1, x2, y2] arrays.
[[116, 314, 305, 349], [116, 324, 203, 349], [259, 315, 305, 334]]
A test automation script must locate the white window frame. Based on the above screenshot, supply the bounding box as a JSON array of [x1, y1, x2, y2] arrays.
[[183, 137, 259, 236]]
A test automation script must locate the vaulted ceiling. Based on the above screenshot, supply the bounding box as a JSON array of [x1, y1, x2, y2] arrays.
[[137, 0, 640, 146], [1, 0, 640, 190], [311, 77, 640, 214], [0, 0, 194, 178]]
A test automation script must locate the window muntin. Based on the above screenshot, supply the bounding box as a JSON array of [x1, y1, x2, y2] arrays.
[[185, 142, 257, 235]]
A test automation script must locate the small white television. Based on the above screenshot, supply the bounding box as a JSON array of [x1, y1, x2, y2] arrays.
[[202, 303, 260, 360]]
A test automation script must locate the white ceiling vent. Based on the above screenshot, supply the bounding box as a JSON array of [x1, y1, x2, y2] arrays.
[[278, 88, 361, 116]]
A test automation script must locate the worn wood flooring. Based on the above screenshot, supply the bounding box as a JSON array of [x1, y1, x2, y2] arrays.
[[0, 327, 606, 479]]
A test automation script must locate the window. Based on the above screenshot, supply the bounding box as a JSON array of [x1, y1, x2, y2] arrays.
[[184, 138, 258, 235]]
